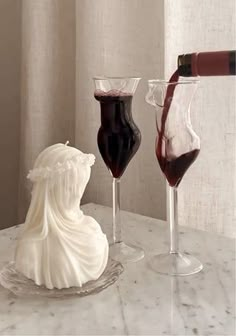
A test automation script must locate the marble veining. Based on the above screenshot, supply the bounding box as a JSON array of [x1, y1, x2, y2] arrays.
[[0, 203, 235, 335]]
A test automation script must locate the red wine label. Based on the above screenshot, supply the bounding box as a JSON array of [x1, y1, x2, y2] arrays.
[[193, 51, 231, 76]]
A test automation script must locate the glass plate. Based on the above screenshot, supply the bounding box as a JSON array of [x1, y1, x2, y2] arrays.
[[0, 259, 123, 298]]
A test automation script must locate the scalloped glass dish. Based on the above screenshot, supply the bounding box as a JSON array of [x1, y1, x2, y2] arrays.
[[0, 259, 123, 298]]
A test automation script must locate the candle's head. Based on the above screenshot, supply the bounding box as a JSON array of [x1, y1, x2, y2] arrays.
[[27, 143, 95, 210]]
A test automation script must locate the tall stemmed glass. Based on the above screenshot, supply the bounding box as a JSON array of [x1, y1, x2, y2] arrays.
[[94, 77, 144, 263], [145, 76, 203, 276]]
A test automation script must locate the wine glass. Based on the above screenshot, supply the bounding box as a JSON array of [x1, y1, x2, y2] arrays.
[[145, 76, 203, 276], [94, 77, 144, 263]]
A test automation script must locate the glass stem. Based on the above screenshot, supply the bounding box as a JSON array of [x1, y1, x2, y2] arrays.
[[167, 184, 179, 254], [112, 178, 121, 244]]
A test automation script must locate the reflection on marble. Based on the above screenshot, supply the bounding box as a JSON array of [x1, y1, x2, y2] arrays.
[[0, 203, 235, 335]]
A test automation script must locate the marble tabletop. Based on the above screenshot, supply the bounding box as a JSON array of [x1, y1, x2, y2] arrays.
[[0, 203, 235, 336]]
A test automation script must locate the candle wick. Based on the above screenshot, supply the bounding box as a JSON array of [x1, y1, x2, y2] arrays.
[[65, 141, 69, 146]]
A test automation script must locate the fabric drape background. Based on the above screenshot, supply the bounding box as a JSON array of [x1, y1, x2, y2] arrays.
[[0, 0, 235, 238], [18, 0, 76, 221]]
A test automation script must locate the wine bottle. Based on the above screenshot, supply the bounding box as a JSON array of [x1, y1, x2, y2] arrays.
[[178, 50, 236, 76]]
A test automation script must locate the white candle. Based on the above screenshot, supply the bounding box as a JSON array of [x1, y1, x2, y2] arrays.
[[15, 143, 108, 289]]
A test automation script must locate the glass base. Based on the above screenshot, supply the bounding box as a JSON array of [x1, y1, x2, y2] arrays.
[[149, 252, 203, 276], [109, 241, 144, 263], [0, 259, 123, 298]]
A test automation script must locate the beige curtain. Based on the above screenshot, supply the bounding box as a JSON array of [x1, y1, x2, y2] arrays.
[[18, 0, 76, 221], [1, 0, 235, 237], [1, 0, 166, 229]]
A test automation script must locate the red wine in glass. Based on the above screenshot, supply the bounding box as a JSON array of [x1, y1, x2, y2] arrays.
[[156, 148, 200, 187], [156, 70, 200, 187], [94, 77, 144, 264], [146, 72, 203, 276], [95, 91, 141, 178]]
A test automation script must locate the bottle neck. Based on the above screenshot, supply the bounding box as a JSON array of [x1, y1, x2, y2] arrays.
[[178, 50, 236, 77]]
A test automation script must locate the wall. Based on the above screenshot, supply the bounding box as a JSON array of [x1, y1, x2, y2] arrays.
[[0, 0, 21, 229], [76, 0, 166, 220], [165, 0, 236, 237]]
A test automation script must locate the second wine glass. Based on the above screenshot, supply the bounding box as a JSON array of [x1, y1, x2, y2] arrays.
[[94, 77, 144, 263], [146, 75, 203, 276]]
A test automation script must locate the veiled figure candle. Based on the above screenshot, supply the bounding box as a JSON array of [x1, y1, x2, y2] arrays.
[[15, 143, 109, 289]]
